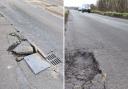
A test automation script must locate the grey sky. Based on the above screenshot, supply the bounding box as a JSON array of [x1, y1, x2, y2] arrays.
[[64, 0, 98, 7]]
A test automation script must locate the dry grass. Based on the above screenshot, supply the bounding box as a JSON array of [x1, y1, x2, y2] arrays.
[[92, 10, 128, 19]]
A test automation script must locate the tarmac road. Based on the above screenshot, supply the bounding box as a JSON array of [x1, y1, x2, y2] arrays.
[[65, 10, 128, 89]]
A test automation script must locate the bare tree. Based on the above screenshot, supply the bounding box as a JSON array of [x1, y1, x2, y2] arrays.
[[97, 0, 128, 12]]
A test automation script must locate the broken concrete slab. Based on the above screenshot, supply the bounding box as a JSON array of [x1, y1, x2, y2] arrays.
[[12, 41, 33, 55], [7, 34, 20, 46], [24, 53, 51, 74], [7, 42, 20, 52], [16, 57, 24, 62]]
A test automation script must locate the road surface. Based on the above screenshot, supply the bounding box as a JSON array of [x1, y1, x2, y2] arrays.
[[0, 0, 63, 59], [0, 0, 63, 89], [66, 10, 128, 89]]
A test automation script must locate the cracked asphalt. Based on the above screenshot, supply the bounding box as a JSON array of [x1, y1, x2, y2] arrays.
[[65, 10, 128, 89], [0, 0, 63, 89], [0, 0, 63, 59]]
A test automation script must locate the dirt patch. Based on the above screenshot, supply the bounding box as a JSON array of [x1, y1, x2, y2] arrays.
[[65, 49, 102, 89]]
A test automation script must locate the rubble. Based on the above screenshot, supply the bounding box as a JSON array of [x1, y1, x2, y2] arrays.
[[12, 41, 34, 55], [7, 31, 51, 74], [16, 57, 24, 62]]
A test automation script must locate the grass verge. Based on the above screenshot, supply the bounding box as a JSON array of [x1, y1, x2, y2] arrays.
[[92, 10, 128, 19], [65, 9, 69, 24]]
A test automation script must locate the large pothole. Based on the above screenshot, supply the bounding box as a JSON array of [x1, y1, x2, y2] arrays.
[[65, 49, 102, 89]]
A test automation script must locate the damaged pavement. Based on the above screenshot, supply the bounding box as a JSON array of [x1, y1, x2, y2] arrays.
[[65, 10, 128, 89], [65, 10, 108, 89], [0, 14, 63, 89], [65, 49, 106, 89], [8, 31, 62, 74]]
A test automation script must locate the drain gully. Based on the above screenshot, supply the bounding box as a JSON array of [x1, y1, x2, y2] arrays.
[[47, 53, 56, 60], [46, 53, 62, 66]]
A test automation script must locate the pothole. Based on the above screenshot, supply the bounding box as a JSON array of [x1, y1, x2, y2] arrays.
[[65, 49, 102, 89]]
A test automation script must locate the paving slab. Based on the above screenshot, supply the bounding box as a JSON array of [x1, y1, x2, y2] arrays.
[[24, 53, 51, 74], [18, 60, 63, 89]]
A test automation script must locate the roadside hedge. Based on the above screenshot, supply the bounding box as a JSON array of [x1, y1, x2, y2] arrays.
[[92, 10, 128, 19]]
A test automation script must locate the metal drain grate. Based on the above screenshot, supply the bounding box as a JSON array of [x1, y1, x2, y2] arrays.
[[51, 58, 62, 65], [46, 53, 61, 65], [47, 54, 56, 60]]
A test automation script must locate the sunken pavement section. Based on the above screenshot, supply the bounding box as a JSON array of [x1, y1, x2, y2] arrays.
[[0, 13, 63, 89]]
